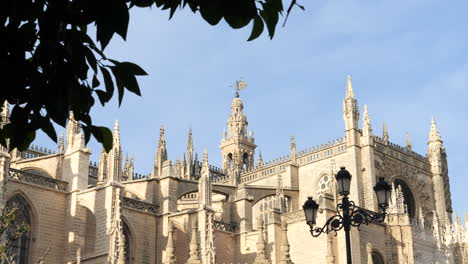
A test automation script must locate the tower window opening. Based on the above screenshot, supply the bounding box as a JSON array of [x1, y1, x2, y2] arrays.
[[227, 153, 233, 168], [242, 153, 249, 170]]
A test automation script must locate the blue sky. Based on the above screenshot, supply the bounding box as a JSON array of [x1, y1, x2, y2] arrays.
[[35, 0, 468, 217]]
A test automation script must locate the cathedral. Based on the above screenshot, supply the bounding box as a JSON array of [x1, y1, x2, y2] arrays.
[[0, 76, 467, 264]]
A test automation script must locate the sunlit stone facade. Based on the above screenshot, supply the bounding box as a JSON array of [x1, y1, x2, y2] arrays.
[[0, 77, 467, 263]]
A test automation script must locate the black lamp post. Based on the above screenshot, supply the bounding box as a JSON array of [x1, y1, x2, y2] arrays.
[[303, 167, 391, 264]]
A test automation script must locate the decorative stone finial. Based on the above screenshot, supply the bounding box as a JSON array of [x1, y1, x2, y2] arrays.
[[257, 151, 264, 168], [382, 121, 389, 144], [429, 117, 442, 142], [187, 220, 201, 264], [346, 75, 355, 99], [279, 218, 294, 264], [113, 120, 120, 147], [406, 132, 412, 151], [254, 217, 269, 264], [362, 104, 372, 136], [164, 222, 176, 264]]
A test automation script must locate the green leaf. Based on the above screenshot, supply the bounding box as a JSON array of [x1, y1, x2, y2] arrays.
[[91, 126, 113, 152], [247, 16, 264, 41]]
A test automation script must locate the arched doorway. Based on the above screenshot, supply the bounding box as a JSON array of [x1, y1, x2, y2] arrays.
[[3, 195, 32, 264], [394, 179, 416, 218]]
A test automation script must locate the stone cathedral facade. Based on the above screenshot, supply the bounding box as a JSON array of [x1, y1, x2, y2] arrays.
[[0, 76, 467, 264]]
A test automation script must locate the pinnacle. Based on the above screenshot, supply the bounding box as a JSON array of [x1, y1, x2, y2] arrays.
[[113, 120, 121, 145], [429, 117, 442, 142], [346, 75, 355, 99], [114, 120, 120, 132], [203, 148, 208, 163], [406, 132, 412, 150], [382, 121, 389, 143]]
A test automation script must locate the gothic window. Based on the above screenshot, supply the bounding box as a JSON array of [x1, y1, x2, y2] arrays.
[[3, 195, 32, 264], [122, 221, 131, 263], [317, 175, 333, 196], [371, 251, 385, 264], [227, 153, 233, 168], [242, 153, 249, 170], [394, 179, 416, 218], [252, 195, 291, 229]]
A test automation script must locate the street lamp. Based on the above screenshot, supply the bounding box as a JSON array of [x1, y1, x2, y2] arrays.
[[303, 167, 391, 264]]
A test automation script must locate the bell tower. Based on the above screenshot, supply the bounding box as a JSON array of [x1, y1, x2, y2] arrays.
[[220, 80, 256, 171]]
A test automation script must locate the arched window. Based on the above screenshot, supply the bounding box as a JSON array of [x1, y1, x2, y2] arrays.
[[371, 251, 385, 264], [122, 221, 131, 264], [4, 195, 32, 264], [242, 153, 249, 170], [227, 153, 233, 168], [394, 179, 416, 218]]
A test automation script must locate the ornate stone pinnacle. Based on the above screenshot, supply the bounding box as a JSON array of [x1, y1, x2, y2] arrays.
[[187, 220, 201, 264], [429, 117, 442, 142], [406, 132, 412, 151], [346, 75, 355, 99], [382, 121, 389, 144], [254, 217, 269, 264], [280, 219, 294, 264]]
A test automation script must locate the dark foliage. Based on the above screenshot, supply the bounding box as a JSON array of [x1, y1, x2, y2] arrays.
[[0, 0, 302, 152]]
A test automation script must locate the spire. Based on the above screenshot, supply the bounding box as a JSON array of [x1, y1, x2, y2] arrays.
[[199, 149, 212, 209], [107, 120, 122, 182], [113, 120, 120, 147], [362, 104, 372, 136], [290, 136, 296, 165], [279, 219, 294, 264], [123, 153, 134, 181], [346, 75, 355, 99], [343, 75, 359, 145], [257, 151, 264, 168], [187, 220, 201, 264], [382, 121, 389, 144], [406, 132, 412, 151], [153, 125, 168, 178], [164, 222, 176, 264], [187, 127, 194, 160], [253, 217, 269, 264], [429, 117, 442, 142]]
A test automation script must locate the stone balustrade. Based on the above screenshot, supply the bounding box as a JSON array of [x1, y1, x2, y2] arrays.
[[122, 197, 159, 214], [9, 168, 68, 191]]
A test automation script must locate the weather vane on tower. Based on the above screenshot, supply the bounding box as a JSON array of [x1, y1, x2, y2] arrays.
[[233, 79, 248, 98]]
